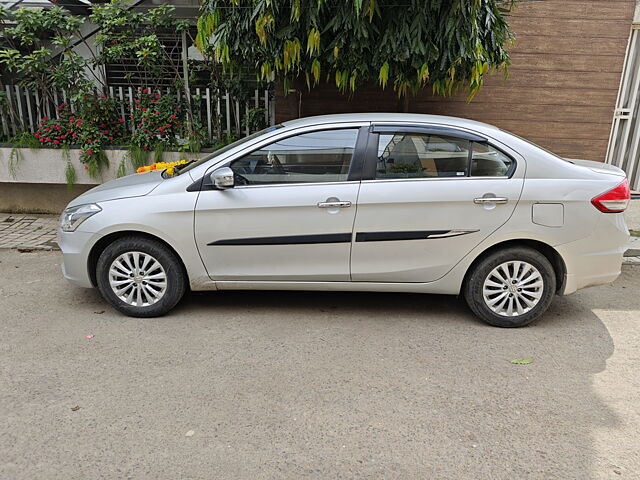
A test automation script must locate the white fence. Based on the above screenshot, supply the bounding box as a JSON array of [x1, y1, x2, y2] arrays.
[[0, 85, 275, 141]]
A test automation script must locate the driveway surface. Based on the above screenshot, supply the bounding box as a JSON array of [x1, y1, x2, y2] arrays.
[[1, 250, 639, 479]]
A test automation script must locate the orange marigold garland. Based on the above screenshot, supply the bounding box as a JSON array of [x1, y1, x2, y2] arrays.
[[137, 159, 188, 175]]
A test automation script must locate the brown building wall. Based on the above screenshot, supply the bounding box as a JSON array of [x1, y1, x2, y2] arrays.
[[275, 0, 635, 162]]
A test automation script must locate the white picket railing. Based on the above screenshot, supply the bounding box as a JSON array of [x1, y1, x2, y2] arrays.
[[0, 85, 275, 141], [606, 26, 640, 191]]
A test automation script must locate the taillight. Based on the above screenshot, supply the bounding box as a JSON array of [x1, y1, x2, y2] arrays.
[[591, 178, 630, 213]]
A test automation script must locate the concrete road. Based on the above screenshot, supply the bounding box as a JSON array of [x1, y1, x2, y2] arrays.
[[1, 250, 639, 480]]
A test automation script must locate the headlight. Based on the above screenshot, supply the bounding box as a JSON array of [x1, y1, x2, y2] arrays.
[[60, 203, 102, 232]]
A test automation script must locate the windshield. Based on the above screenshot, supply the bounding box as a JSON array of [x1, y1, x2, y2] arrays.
[[177, 125, 283, 175]]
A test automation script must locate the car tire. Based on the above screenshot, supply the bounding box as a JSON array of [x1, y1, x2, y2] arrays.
[[463, 247, 556, 328], [96, 236, 187, 318]]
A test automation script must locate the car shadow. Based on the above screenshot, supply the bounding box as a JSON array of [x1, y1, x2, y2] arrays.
[[164, 279, 629, 477]]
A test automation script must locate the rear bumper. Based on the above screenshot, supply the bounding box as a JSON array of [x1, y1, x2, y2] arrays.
[[561, 265, 622, 296], [57, 229, 100, 288], [557, 213, 628, 295]]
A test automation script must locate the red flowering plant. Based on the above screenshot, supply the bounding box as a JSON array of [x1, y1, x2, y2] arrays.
[[34, 106, 76, 148], [33, 96, 126, 177], [130, 89, 184, 154], [75, 95, 125, 176]]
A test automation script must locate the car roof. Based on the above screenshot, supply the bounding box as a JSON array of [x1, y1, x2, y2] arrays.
[[281, 113, 502, 134]]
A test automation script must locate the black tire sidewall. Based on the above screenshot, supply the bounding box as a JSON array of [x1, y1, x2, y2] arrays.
[[96, 236, 186, 318], [464, 247, 556, 328]]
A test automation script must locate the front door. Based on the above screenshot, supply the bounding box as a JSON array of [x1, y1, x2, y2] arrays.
[[351, 126, 524, 282], [194, 127, 366, 282]]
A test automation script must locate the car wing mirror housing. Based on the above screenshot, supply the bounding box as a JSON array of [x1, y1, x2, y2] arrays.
[[210, 167, 235, 189]]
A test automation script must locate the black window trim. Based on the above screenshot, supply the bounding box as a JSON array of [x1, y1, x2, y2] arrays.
[[363, 124, 517, 181], [371, 124, 487, 142]]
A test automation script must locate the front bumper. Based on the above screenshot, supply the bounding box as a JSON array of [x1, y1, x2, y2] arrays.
[[57, 228, 101, 288]]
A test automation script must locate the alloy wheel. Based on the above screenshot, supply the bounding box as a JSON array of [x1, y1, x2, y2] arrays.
[[108, 251, 167, 307], [482, 261, 544, 317]]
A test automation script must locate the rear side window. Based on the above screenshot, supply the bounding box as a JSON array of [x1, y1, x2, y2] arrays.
[[375, 132, 514, 179], [470, 143, 514, 177], [376, 133, 470, 178]]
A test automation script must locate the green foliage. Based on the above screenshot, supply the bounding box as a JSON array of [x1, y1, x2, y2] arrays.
[[211, 133, 238, 149], [4, 6, 82, 46], [0, 6, 94, 101], [34, 98, 124, 178], [177, 132, 204, 153], [91, 1, 189, 91], [153, 141, 166, 164], [6, 131, 39, 178], [7, 130, 40, 149], [388, 162, 422, 174], [82, 148, 109, 179], [0, 0, 272, 180], [241, 108, 268, 132], [116, 157, 128, 178], [510, 357, 534, 365], [130, 89, 185, 151], [126, 144, 150, 170], [61, 146, 76, 190], [197, 0, 517, 99]]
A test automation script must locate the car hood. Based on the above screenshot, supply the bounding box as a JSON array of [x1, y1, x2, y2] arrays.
[[68, 171, 163, 207], [565, 158, 626, 177]]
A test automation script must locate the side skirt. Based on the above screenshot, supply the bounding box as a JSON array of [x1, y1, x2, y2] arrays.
[[200, 280, 461, 295]]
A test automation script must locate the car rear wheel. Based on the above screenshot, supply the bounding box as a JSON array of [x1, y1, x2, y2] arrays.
[[96, 236, 187, 317], [464, 247, 556, 327]]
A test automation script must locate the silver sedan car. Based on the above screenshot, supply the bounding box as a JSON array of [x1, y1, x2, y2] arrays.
[[58, 114, 631, 327]]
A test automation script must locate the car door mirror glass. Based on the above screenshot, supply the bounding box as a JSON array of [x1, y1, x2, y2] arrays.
[[210, 167, 235, 189]]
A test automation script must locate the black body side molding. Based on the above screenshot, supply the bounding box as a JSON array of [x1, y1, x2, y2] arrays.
[[208, 233, 352, 246]]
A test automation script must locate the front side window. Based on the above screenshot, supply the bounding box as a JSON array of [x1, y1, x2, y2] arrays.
[[376, 133, 471, 179], [230, 129, 359, 185]]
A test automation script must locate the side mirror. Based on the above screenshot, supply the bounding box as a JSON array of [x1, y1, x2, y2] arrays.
[[210, 167, 235, 189]]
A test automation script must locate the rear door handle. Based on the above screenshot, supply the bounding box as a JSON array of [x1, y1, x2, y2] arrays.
[[317, 201, 352, 208], [474, 197, 508, 205]]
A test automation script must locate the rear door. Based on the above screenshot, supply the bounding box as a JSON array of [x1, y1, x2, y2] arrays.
[[351, 125, 524, 282]]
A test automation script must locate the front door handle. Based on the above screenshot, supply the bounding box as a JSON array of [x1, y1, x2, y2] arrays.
[[317, 201, 352, 208], [474, 197, 508, 205]]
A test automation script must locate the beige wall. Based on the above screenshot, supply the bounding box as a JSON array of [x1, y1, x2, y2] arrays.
[[0, 183, 93, 214], [275, 0, 635, 162], [0, 148, 200, 213]]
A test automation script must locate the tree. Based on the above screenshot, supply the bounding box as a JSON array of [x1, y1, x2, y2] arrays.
[[0, 6, 96, 103], [90, 1, 191, 92], [196, 0, 517, 104]]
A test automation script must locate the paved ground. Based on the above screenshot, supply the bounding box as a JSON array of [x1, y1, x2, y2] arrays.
[[0, 249, 639, 479], [0, 213, 59, 250]]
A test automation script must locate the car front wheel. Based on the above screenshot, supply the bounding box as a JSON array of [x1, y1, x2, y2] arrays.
[[464, 247, 556, 327], [96, 236, 187, 317]]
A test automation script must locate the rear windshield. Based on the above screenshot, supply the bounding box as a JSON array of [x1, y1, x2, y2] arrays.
[[499, 128, 572, 162]]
